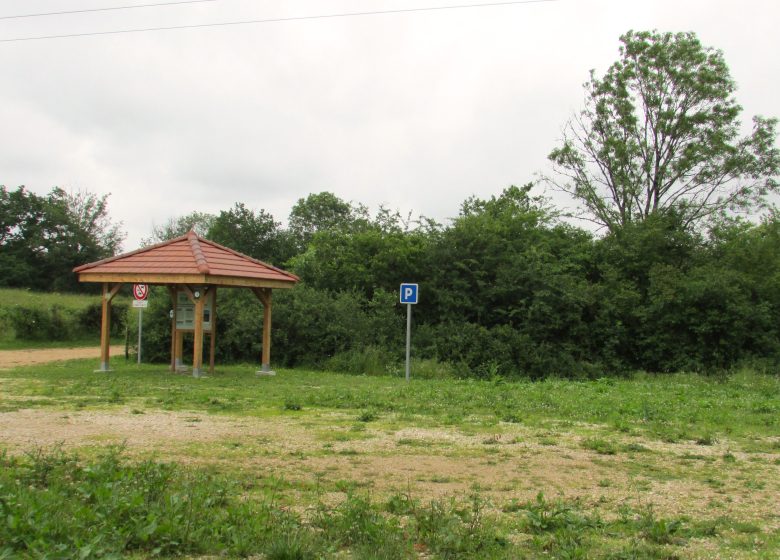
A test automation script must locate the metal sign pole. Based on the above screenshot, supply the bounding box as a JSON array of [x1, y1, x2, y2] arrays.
[[137, 307, 143, 364], [132, 284, 149, 365], [405, 303, 411, 382], [400, 283, 418, 382]]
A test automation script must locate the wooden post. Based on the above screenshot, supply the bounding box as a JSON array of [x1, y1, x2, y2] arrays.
[[97, 283, 122, 372], [175, 285, 197, 373], [192, 290, 205, 378], [252, 288, 273, 375], [209, 287, 217, 374], [168, 286, 177, 372], [175, 331, 184, 371], [262, 289, 272, 371], [99, 283, 111, 371]]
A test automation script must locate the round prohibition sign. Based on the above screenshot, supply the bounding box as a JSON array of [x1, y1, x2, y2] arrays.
[[133, 284, 149, 301]]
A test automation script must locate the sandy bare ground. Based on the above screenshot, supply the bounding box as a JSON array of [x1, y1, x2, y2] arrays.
[[0, 342, 777, 540], [1, 407, 777, 530], [0, 345, 124, 370]]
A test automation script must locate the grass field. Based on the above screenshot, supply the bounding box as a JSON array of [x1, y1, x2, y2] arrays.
[[1, 359, 778, 558], [0, 288, 107, 309]]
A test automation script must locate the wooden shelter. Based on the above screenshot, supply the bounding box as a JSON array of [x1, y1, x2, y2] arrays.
[[73, 231, 299, 376]]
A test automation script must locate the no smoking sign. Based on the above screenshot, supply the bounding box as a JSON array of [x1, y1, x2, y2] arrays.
[[133, 284, 149, 308], [133, 284, 149, 300]]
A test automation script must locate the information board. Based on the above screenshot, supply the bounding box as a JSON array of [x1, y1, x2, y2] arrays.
[[175, 289, 212, 332]]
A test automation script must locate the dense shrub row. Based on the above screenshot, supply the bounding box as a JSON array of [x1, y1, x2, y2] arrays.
[[1, 302, 126, 342], [133, 190, 780, 378], [6, 187, 780, 378]]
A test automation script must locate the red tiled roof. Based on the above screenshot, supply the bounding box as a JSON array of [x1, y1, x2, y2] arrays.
[[74, 231, 299, 287]]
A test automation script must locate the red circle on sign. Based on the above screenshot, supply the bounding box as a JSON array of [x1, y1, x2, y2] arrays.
[[133, 284, 149, 300]]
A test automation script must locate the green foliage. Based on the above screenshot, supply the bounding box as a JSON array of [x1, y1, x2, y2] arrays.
[[325, 345, 396, 376], [1, 365, 779, 557], [581, 437, 619, 455], [0, 288, 127, 344], [4, 33, 780, 381], [409, 494, 508, 557], [0, 447, 248, 558], [289, 208, 432, 298], [7, 305, 71, 341], [0, 449, 518, 559], [517, 493, 597, 534], [0, 186, 124, 292], [287, 191, 364, 252], [5, 361, 778, 446], [548, 30, 779, 232], [135, 284, 404, 369], [142, 210, 216, 245], [208, 202, 293, 265]]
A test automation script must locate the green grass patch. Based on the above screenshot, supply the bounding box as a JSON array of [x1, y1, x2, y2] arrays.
[[1, 362, 778, 446], [0, 447, 514, 559], [0, 288, 120, 310], [581, 437, 619, 455], [1, 360, 779, 558]]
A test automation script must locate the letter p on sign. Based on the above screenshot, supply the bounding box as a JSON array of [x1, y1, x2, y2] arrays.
[[400, 283, 419, 305]]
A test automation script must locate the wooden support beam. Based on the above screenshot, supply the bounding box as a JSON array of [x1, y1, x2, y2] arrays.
[[97, 283, 121, 372], [175, 330, 184, 370], [107, 283, 122, 302], [252, 288, 273, 374], [192, 289, 205, 377], [209, 287, 217, 374], [168, 286, 177, 372], [181, 284, 196, 303]]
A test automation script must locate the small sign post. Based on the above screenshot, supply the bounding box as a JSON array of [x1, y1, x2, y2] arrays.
[[132, 284, 149, 364], [399, 283, 419, 382]]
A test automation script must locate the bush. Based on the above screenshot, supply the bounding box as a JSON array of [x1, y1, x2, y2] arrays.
[[4, 301, 127, 343], [137, 284, 407, 370], [325, 345, 397, 376], [9, 305, 73, 341], [77, 302, 127, 338]]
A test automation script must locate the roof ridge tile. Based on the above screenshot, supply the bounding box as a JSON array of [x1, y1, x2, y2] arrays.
[[187, 230, 211, 274]]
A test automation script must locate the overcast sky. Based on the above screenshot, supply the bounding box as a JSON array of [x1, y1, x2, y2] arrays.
[[1, 0, 778, 249]]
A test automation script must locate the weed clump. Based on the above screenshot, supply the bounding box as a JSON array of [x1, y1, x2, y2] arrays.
[[357, 410, 378, 422], [582, 437, 619, 455]]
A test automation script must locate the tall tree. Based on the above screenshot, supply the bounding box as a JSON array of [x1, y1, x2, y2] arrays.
[[143, 211, 216, 246], [547, 30, 779, 232], [0, 186, 124, 291], [0, 186, 47, 287], [208, 203, 288, 264], [287, 192, 365, 251], [44, 188, 125, 291], [288, 204, 432, 297]]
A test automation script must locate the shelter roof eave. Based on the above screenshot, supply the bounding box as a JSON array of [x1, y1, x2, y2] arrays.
[[73, 230, 299, 287], [75, 271, 296, 289]]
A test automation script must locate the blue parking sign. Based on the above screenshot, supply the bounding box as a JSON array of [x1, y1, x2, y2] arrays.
[[400, 283, 419, 304]]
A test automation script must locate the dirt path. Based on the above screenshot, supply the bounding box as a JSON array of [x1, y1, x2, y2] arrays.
[[0, 345, 124, 369]]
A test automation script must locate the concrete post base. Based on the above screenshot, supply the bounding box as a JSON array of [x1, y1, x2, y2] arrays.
[[256, 364, 276, 376]]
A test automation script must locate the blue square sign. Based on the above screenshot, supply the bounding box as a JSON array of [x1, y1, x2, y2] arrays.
[[400, 283, 419, 304]]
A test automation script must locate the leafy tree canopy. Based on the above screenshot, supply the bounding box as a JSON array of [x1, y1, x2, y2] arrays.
[[547, 30, 779, 232], [207, 202, 290, 264], [0, 186, 124, 291], [143, 211, 216, 246], [287, 192, 365, 250]]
